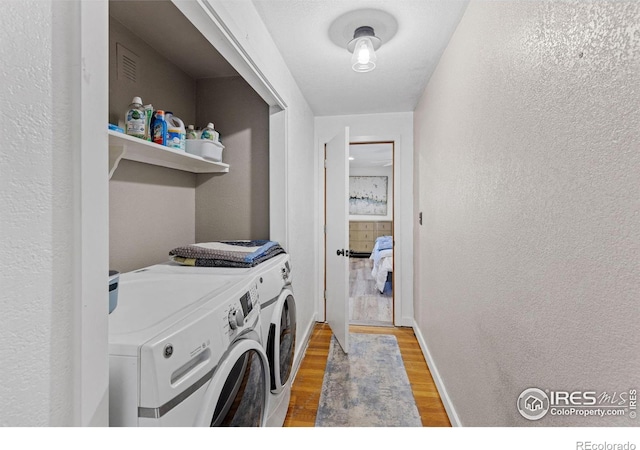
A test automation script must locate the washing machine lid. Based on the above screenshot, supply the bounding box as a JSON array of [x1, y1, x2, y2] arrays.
[[144, 261, 253, 276], [148, 255, 291, 301], [147, 253, 290, 278], [109, 272, 241, 353]]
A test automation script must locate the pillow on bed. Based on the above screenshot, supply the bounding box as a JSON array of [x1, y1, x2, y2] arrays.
[[376, 236, 393, 251]]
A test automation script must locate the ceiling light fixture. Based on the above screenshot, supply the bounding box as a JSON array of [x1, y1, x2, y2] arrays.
[[329, 9, 397, 74], [347, 26, 381, 73]]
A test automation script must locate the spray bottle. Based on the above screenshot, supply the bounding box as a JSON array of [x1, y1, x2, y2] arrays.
[[152, 110, 167, 146]]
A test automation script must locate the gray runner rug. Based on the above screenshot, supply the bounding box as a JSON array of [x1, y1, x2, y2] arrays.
[[314, 333, 422, 427]]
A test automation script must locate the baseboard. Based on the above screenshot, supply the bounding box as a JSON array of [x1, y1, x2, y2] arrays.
[[396, 316, 414, 327], [290, 313, 316, 385], [412, 320, 462, 427]]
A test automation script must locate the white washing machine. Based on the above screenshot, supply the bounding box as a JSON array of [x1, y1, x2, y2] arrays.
[[108, 270, 270, 426], [139, 253, 296, 427]]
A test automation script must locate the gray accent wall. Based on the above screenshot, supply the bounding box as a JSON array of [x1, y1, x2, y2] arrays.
[[195, 77, 270, 241], [109, 16, 196, 128], [109, 23, 269, 272], [413, 0, 640, 426], [109, 161, 196, 273], [109, 15, 198, 272]]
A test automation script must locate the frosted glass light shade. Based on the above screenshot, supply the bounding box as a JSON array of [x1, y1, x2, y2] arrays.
[[351, 36, 377, 72]]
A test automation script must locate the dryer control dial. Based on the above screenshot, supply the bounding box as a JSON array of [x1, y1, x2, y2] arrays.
[[228, 308, 245, 330]]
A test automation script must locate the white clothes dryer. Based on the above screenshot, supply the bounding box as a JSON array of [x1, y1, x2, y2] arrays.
[[250, 255, 296, 427], [108, 270, 269, 427], [140, 253, 296, 427]]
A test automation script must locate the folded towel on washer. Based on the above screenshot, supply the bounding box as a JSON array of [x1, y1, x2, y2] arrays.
[[169, 240, 286, 268]]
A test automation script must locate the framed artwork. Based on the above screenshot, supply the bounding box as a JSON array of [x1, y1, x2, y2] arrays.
[[349, 176, 388, 215]]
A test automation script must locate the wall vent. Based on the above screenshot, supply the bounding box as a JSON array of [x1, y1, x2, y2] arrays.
[[117, 43, 138, 84]]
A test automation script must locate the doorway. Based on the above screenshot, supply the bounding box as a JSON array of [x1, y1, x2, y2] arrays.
[[347, 142, 394, 326], [323, 136, 395, 334]]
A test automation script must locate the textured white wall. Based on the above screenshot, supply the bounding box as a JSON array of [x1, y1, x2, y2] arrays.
[[414, 1, 640, 426], [284, 99, 316, 354], [0, 1, 80, 425]]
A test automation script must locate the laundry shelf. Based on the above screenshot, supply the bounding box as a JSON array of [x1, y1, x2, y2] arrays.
[[108, 130, 229, 178]]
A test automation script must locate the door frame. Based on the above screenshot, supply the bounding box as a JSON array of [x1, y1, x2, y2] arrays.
[[345, 141, 395, 325], [315, 114, 415, 330], [321, 137, 399, 326]]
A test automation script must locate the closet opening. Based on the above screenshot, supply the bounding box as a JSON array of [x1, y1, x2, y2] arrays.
[[108, 0, 271, 273]]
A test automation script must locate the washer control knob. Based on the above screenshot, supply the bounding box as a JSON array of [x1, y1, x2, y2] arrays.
[[228, 308, 238, 330], [228, 308, 245, 329]]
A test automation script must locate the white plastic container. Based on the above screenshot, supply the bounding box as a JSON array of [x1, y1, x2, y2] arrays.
[[165, 112, 186, 151], [185, 139, 224, 162], [109, 270, 120, 314]]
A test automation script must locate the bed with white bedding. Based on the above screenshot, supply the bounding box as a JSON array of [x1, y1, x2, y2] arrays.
[[370, 236, 393, 294]]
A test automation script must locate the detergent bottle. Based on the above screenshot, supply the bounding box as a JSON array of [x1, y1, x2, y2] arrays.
[[125, 96, 145, 139], [152, 110, 167, 146], [165, 112, 186, 151], [200, 123, 219, 142], [186, 124, 198, 140], [143, 104, 154, 141]]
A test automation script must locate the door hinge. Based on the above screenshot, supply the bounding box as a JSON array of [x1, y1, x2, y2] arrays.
[[324, 159, 327, 168], [324, 290, 327, 300], [323, 225, 326, 234]]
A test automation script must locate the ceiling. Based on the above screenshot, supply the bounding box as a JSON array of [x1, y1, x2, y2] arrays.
[[349, 143, 392, 169], [252, 0, 469, 116], [110, 1, 468, 116]]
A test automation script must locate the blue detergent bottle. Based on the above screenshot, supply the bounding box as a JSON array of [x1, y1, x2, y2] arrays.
[[152, 110, 167, 146]]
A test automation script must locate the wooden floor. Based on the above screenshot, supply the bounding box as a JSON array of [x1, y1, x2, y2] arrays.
[[349, 258, 392, 326], [283, 323, 451, 427]]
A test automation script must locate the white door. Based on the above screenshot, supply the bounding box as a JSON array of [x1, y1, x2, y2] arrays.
[[325, 127, 350, 353]]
